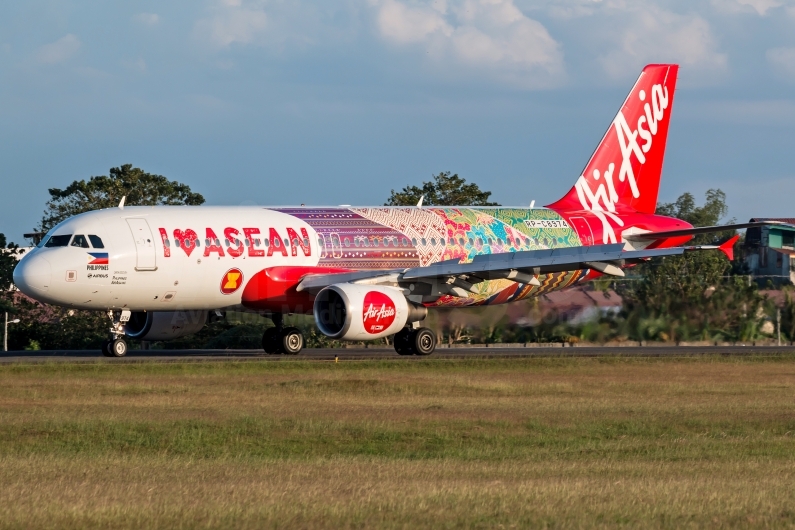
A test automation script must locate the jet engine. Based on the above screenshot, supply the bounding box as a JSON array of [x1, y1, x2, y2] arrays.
[[313, 284, 426, 340], [124, 310, 208, 341]]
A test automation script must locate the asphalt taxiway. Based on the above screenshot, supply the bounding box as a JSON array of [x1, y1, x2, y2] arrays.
[[2, 345, 794, 363]]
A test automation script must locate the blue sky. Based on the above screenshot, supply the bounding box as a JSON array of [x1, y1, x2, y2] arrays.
[[1, 0, 794, 243]]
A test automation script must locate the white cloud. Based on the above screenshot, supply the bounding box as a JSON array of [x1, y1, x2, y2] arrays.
[[195, 1, 269, 48], [596, 6, 727, 81], [123, 57, 147, 73], [133, 13, 160, 26], [35, 34, 81, 64], [374, 0, 564, 88], [546, 1, 600, 20], [767, 47, 795, 80], [711, 0, 783, 15], [377, 0, 451, 43]]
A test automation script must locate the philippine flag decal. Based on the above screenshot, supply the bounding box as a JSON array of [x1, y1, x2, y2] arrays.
[[87, 252, 109, 265], [220, 268, 244, 295]]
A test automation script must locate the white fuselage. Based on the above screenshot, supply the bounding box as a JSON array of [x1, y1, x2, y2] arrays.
[[15, 206, 319, 311]]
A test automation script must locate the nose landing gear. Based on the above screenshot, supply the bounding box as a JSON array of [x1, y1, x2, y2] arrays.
[[102, 309, 131, 357], [262, 314, 305, 355]]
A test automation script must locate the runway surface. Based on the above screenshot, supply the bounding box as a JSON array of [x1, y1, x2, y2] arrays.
[[2, 345, 795, 363]]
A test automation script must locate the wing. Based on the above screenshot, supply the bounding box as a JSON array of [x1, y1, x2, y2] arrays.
[[622, 221, 793, 242], [297, 236, 738, 300]]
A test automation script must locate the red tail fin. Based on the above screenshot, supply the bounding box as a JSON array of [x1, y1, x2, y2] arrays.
[[547, 64, 679, 215]]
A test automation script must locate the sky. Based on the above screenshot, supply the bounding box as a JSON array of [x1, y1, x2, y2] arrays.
[[1, 0, 795, 244]]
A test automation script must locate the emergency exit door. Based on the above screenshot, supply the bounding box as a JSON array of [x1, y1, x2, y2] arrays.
[[126, 218, 157, 271]]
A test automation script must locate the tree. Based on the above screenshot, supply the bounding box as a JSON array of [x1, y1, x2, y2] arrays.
[[0, 234, 18, 293], [656, 189, 734, 244], [386, 172, 500, 207], [0, 233, 21, 315], [38, 164, 205, 233], [621, 189, 763, 342]]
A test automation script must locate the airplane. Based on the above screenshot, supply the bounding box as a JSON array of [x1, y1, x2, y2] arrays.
[[12, 64, 771, 357]]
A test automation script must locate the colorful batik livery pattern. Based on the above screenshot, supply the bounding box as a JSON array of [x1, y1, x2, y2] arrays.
[[275, 208, 423, 270], [275, 207, 588, 308]]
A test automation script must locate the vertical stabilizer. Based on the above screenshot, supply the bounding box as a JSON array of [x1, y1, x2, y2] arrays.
[[547, 64, 679, 215]]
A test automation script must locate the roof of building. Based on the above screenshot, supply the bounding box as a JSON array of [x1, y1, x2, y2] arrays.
[[750, 218, 795, 225]]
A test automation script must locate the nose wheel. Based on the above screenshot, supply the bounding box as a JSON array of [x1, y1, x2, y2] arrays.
[[101, 338, 128, 357], [394, 327, 436, 356]]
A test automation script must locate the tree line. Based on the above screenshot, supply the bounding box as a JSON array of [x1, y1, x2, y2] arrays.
[[1, 166, 790, 350]]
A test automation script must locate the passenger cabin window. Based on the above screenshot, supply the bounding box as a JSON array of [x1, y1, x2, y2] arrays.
[[45, 235, 73, 247], [71, 235, 90, 248], [88, 235, 104, 248]]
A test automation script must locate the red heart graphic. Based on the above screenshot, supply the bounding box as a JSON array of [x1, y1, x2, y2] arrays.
[[173, 229, 198, 257]]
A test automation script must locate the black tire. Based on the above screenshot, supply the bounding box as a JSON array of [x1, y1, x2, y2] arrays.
[[262, 328, 282, 354], [394, 329, 414, 355], [101, 339, 113, 357], [413, 328, 436, 356], [110, 338, 128, 357], [281, 327, 304, 355]]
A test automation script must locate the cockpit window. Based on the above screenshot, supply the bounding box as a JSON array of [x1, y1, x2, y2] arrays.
[[71, 235, 90, 248], [88, 235, 104, 248], [44, 235, 73, 247]]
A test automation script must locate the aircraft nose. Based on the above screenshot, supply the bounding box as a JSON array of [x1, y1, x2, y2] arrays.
[[13, 253, 52, 295]]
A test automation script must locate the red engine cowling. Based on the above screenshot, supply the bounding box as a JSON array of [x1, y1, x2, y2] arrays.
[[241, 266, 352, 314], [313, 284, 426, 341]]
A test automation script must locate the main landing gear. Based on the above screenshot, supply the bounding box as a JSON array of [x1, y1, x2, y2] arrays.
[[394, 327, 437, 356], [102, 309, 131, 358], [262, 313, 304, 355]]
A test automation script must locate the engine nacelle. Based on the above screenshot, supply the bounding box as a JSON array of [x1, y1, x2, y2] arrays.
[[124, 310, 208, 341], [314, 284, 426, 340]]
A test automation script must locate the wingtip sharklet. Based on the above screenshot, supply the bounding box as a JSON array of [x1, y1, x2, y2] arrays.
[[719, 235, 740, 261]]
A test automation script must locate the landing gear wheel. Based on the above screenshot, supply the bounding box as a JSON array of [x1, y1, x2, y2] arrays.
[[394, 329, 414, 356], [101, 340, 113, 357], [110, 338, 128, 358], [281, 327, 304, 355], [262, 328, 282, 355], [413, 328, 436, 356]]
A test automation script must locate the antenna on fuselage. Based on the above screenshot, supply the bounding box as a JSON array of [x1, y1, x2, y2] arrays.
[[416, 195, 424, 209], [530, 200, 535, 208], [118, 196, 126, 210]]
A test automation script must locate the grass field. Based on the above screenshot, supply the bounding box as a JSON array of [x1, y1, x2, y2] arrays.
[[1, 356, 795, 528]]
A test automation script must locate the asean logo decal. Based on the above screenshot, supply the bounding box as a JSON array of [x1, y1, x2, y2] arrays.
[[362, 291, 397, 334], [220, 268, 244, 295]]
